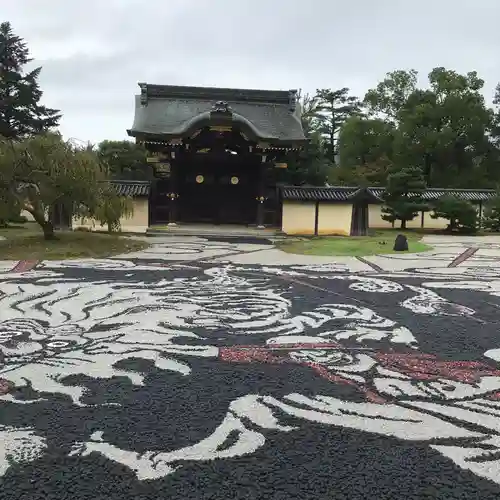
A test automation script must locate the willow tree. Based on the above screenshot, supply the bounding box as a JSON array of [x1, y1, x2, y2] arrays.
[[0, 133, 129, 239], [94, 186, 134, 233]]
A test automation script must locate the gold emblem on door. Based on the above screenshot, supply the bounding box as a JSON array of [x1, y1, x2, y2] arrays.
[[230, 176, 239, 185]]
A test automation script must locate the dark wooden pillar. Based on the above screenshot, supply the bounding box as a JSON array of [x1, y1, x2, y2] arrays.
[[167, 157, 179, 225], [148, 180, 155, 226], [314, 201, 319, 236], [256, 157, 266, 228], [256, 198, 265, 228], [349, 204, 356, 236], [50, 203, 72, 230]]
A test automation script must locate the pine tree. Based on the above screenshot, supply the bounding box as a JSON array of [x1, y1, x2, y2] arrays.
[[315, 88, 363, 166], [431, 196, 477, 233], [382, 167, 428, 229], [0, 22, 60, 139], [481, 195, 500, 232]]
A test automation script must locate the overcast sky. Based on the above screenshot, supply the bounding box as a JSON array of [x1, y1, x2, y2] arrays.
[[4, 0, 500, 144]]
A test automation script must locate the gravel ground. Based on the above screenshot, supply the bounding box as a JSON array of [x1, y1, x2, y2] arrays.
[[1, 258, 500, 499]]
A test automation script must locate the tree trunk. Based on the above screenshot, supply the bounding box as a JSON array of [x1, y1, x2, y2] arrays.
[[424, 153, 432, 186], [401, 219, 407, 229], [41, 221, 56, 240], [29, 209, 57, 240]]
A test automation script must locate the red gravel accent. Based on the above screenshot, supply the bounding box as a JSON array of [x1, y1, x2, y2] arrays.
[[220, 344, 500, 405], [0, 378, 13, 395], [219, 343, 386, 403], [374, 352, 500, 384], [448, 247, 478, 268], [8, 260, 40, 273]]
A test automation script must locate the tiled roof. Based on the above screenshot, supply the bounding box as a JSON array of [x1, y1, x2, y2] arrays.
[[281, 186, 365, 201], [281, 186, 497, 202], [426, 189, 496, 201], [128, 84, 306, 143], [368, 187, 496, 202], [109, 180, 150, 197]]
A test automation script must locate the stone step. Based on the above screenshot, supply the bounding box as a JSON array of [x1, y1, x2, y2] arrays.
[[146, 225, 283, 240]]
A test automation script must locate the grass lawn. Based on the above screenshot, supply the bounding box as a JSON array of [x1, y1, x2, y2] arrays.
[[0, 223, 149, 260], [277, 230, 432, 257]]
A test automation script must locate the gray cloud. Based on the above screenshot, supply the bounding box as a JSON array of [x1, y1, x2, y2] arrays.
[[4, 0, 500, 143]]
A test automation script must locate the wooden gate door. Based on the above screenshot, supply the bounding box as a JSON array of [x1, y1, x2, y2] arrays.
[[179, 155, 257, 225]]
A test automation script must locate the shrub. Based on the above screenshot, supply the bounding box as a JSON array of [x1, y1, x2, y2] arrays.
[[482, 195, 500, 232]]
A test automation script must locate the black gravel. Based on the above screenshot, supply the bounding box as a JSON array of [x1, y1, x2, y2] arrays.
[[1, 262, 500, 499]]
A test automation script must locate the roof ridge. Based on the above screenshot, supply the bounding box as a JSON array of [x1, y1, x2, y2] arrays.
[[139, 83, 297, 105]]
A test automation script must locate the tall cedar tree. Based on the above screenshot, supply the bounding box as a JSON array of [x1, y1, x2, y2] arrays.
[[0, 22, 60, 139], [382, 167, 428, 229], [279, 92, 330, 185], [315, 88, 362, 166]]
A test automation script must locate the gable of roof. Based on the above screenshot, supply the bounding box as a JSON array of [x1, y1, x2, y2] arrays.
[[281, 186, 497, 203], [127, 83, 306, 143]]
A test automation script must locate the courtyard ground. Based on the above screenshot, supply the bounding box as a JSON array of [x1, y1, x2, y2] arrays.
[[0, 223, 149, 260], [1, 235, 500, 499], [277, 230, 431, 256]]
